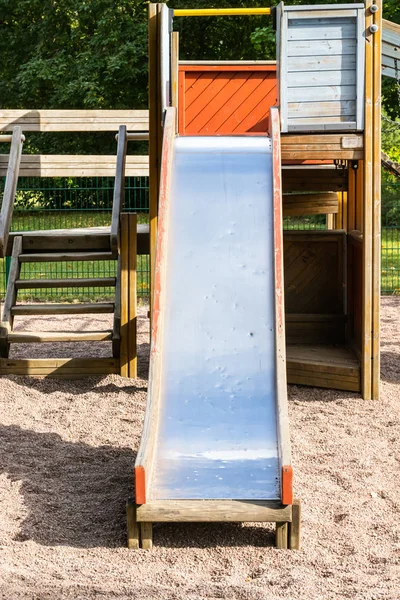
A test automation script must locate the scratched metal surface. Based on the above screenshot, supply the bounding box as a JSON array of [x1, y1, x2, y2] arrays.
[[151, 136, 281, 500]]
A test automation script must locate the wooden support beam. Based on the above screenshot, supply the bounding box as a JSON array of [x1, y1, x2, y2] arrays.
[[120, 213, 137, 378], [283, 192, 338, 217], [0, 357, 119, 377], [372, 0, 382, 400], [149, 3, 163, 323], [136, 500, 292, 523], [0, 236, 22, 357], [362, 3, 374, 400]]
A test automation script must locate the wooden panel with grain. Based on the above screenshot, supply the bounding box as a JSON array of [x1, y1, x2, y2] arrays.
[[283, 231, 346, 345], [178, 65, 277, 135], [0, 110, 149, 132], [0, 155, 149, 178]]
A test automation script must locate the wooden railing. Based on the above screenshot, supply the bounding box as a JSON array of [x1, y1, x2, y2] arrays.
[[0, 127, 24, 258], [111, 126, 128, 252]]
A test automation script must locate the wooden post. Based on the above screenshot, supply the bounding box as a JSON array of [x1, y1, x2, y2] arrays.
[[355, 160, 364, 232], [149, 3, 163, 326], [120, 213, 137, 378], [362, 1, 374, 400], [371, 0, 382, 400], [0, 236, 22, 357], [276, 522, 288, 549], [126, 500, 140, 549], [171, 32, 179, 128], [140, 522, 153, 550], [288, 499, 301, 550], [348, 163, 356, 232]]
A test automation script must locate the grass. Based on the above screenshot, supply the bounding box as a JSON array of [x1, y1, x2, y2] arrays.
[[1, 210, 150, 302], [1, 211, 399, 300]]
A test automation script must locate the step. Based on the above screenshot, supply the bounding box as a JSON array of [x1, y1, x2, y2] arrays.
[[11, 303, 115, 316], [7, 330, 114, 343], [15, 277, 116, 289], [19, 251, 117, 263]]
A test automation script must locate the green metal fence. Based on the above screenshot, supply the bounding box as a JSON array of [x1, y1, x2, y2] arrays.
[[0, 176, 150, 301], [1, 175, 400, 299], [382, 179, 400, 294]]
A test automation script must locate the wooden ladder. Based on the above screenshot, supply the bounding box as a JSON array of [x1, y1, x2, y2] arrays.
[[0, 126, 138, 378]]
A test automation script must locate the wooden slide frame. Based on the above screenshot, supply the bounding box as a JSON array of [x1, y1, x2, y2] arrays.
[[129, 105, 300, 550]]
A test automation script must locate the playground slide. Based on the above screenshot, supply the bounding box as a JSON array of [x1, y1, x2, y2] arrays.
[[135, 108, 291, 506]]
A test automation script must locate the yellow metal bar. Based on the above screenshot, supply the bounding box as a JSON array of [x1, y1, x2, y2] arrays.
[[173, 8, 271, 17]]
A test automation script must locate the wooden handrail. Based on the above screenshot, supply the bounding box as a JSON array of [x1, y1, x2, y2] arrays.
[[111, 125, 127, 252], [0, 127, 24, 258]]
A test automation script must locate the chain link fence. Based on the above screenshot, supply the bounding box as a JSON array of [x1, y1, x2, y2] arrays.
[[0, 176, 150, 301], [1, 174, 400, 300]]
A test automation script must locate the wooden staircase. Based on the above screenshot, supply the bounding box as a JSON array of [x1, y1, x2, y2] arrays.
[[0, 125, 138, 378]]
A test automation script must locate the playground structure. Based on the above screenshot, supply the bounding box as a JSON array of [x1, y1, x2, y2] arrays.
[[0, 0, 397, 548]]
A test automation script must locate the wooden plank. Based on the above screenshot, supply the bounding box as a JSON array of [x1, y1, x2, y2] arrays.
[[111, 126, 127, 253], [7, 330, 113, 343], [282, 167, 347, 192], [0, 236, 22, 356], [283, 192, 338, 217], [287, 54, 356, 72], [136, 500, 292, 523], [15, 277, 116, 289], [362, 4, 373, 400], [287, 39, 357, 57], [287, 372, 360, 392], [0, 367, 119, 376], [149, 2, 162, 323], [287, 85, 356, 103], [120, 214, 129, 377], [12, 303, 114, 315], [0, 357, 118, 369], [113, 256, 121, 360], [19, 251, 115, 263], [281, 134, 363, 146], [288, 22, 355, 42], [288, 100, 357, 118], [0, 155, 149, 178], [0, 110, 148, 132], [372, 1, 382, 400], [171, 32, 179, 129], [128, 214, 138, 379], [0, 127, 24, 257]]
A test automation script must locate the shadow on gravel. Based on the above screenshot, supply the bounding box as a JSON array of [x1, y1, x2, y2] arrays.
[[380, 350, 400, 384], [0, 425, 135, 548], [1, 424, 277, 550]]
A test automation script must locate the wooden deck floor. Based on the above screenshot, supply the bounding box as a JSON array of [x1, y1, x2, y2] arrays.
[[286, 344, 361, 392]]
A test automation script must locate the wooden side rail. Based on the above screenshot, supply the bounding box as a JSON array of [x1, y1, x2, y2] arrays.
[[111, 126, 128, 252], [0, 109, 149, 132], [0, 127, 24, 258], [0, 154, 148, 178]]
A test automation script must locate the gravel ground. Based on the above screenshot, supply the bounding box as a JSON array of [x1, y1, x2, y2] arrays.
[[0, 299, 399, 599]]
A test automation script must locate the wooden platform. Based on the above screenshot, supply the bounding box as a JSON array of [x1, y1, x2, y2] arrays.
[[286, 345, 361, 392]]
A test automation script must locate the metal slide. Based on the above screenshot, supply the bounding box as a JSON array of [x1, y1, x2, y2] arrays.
[[135, 109, 290, 505]]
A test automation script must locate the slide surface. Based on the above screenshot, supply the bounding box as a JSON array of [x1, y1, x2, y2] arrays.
[[148, 136, 281, 501]]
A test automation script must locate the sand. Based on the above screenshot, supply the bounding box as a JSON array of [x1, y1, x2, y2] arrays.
[[0, 299, 399, 599]]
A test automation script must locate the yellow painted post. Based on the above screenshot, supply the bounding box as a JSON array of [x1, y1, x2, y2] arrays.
[[371, 0, 382, 400], [174, 8, 271, 17]]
